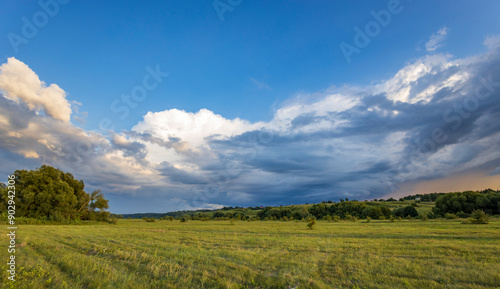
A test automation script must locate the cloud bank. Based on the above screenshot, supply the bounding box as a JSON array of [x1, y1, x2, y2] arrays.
[[1, 36, 500, 213]]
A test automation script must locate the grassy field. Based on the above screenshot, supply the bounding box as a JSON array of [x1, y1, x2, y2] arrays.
[[2, 218, 500, 289]]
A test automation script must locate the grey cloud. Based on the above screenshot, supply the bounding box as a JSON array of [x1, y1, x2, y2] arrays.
[[158, 162, 209, 185]]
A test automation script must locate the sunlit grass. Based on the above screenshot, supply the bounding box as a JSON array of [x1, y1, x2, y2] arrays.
[[2, 218, 499, 288]]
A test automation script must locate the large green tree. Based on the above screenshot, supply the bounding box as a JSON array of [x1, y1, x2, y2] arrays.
[[0, 165, 110, 221]]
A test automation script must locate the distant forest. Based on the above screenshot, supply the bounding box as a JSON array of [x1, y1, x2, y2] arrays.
[[119, 189, 500, 220]]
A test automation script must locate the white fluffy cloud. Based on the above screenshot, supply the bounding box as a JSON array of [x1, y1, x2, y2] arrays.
[[0, 58, 72, 122], [131, 108, 265, 167], [375, 54, 470, 104], [133, 108, 261, 147]]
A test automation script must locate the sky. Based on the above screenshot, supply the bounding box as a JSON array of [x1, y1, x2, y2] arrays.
[[1, 0, 500, 214]]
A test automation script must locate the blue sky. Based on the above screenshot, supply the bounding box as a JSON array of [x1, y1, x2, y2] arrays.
[[1, 1, 500, 213]]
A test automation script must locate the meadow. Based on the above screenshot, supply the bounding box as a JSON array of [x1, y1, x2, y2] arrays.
[[2, 218, 500, 289]]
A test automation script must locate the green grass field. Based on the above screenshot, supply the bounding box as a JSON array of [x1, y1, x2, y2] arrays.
[[2, 219, 500, 289]]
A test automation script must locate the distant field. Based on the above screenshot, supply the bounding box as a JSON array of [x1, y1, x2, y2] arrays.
[[2, 219, 500, 288], [365, 201, 435, 214]]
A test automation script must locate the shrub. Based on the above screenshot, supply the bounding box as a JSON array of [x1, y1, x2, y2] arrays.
[[306, 218, 316, 230], [366, 217, 371, 223], [325, 215, 333, 222], [179, 217, 187, 222], [144, 217, 155, 222], [421, 213, 428, 222], [333, 215, 340, 222], [469, 210, 489, 224], [107, 218, 118, 224], [389, 215, 396, 222], [445, 213, 458, 219]]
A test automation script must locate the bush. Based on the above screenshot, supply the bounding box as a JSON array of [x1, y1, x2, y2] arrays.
[[366, 217, 371, 223], [469, 210, 489, 224], [306, 218, 316, 230], [421, 213, 428, 222], [107, 218, 118, 224], [333, 215, 340, 222], [389, 215, 396, 222], [445, 213, 458, 219], [179, 217, 187, 222]]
